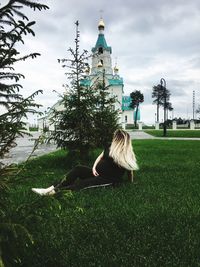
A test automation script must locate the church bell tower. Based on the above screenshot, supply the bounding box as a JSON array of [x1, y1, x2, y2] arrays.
[[91, 19, 113, 75]]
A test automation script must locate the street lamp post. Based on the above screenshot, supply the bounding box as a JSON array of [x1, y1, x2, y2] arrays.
[[160, 78, 167, 137]]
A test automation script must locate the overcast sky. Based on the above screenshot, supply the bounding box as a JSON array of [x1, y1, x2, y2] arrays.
[[2, 0, 200, 124]]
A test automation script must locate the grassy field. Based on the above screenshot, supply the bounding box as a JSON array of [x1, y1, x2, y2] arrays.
[[145, 129, 200, 138], [2, 140, 200, 266]]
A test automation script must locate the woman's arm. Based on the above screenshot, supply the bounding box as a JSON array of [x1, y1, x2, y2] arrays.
[[92, 151, 104, 176], [127, 170, 134, 183]]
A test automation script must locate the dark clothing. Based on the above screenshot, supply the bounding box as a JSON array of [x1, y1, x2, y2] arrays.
[[54, 146, 127, 191], [96, 145, 126, 181], [54, 165, 112, 191]]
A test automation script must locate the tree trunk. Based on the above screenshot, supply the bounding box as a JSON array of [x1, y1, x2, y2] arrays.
[[157, 102, 159, 122], [135, 104, 139, 128]]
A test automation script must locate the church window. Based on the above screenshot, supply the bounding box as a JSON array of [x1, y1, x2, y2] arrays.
[[98, 47, 103, 54], [125, 115, 128, 123]]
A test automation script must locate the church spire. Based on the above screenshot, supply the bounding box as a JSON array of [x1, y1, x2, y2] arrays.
[[98, 18, 105, 33], [91, 17, 113, 75], [91, 18, 111, 54]]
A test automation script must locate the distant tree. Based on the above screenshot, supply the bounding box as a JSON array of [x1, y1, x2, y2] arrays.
[[93, 69, 119, 147], [152, 84, 170, 122], [52, 21, 99, 162], [165, 102, 173, 120], [152, 84, 162, 122], [0, 0, 48, 161], [130, 90, 144, 127], [196, 105, 200, 119]]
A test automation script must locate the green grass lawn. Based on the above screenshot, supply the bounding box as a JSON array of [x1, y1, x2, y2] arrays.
[[2, 140, 200, 266], [145, 129, 200, 138]]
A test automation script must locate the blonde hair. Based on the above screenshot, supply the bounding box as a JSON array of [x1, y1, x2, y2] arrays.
[[109, 129, 139, 171]]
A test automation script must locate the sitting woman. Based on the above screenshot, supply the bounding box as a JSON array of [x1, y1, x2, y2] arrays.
[[32, 129, 139, 195]]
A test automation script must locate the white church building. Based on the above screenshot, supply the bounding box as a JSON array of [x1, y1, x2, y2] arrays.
[[38, 19, 140, 131]]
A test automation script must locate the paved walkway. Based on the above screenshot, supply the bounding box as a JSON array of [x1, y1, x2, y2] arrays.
[[129, 130, 200, 141], [129, 131, 156, 139], [1, 132, 57, 166], [1, 130, 200, 166]]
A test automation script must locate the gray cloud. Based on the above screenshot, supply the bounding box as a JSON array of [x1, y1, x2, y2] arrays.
[[2, 0, 200, 124], [189, 57, 200, 68]]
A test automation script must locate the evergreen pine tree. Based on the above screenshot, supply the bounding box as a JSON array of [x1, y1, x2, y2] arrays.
[[0, 1, 48, 266], [52, 21, 99, 162], [0, 0, 48, 161], [152, 84, 170, 122]]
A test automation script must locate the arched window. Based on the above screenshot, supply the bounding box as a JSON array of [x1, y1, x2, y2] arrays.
[[98, 47, 103, 54]]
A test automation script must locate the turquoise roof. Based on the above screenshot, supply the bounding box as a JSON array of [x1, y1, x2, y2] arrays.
[[122, 96, 134, 111], [80, 79, 91, 86], [123, 96, 141, 120], [108, 78, 123, 86], [92, 34, 112, 53]]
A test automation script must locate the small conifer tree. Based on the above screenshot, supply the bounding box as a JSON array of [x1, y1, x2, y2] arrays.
[[52, 21, 119, 159], [52, 21, 99, 161]]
